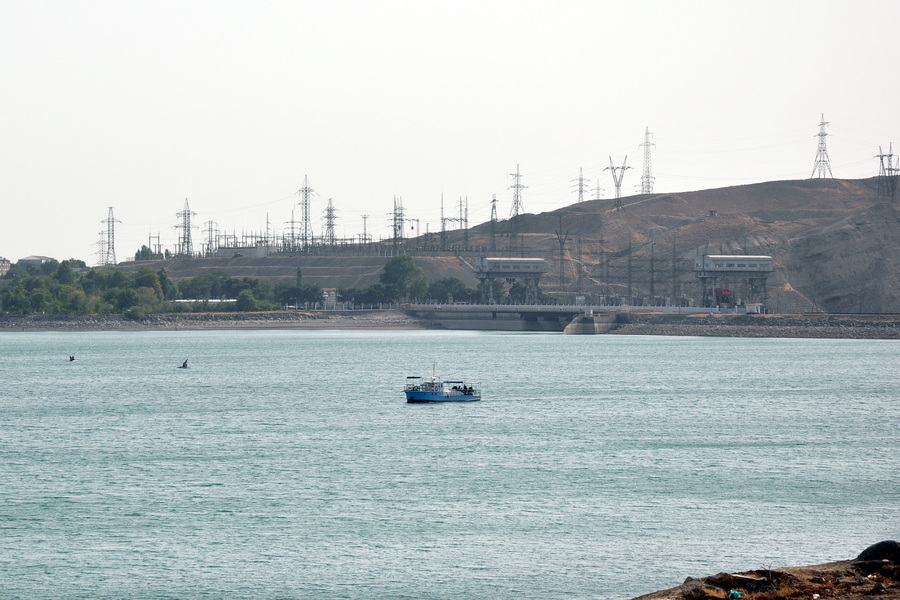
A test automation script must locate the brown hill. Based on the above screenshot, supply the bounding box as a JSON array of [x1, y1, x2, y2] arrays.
[[122, 178, 898, 314], [458, 177, 898, 313]]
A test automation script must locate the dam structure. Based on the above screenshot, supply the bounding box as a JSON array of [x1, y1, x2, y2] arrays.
[[404, 301, 764, 332]]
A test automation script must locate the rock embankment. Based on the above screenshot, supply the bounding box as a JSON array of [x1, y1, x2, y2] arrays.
[[633, 541, 900, 600], [0, 311, 429, 331], [607, 313, 900, 339]]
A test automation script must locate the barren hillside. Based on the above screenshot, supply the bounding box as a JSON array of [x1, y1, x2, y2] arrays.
[[122, 178, 898, 314]]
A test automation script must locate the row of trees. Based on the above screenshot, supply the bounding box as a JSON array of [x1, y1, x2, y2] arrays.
[[0, 255, 486, 316], [0, 259, 324, 316]]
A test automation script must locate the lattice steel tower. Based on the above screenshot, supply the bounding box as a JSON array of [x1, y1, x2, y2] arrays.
[[640, 127, 655, 194], [572, 167, 590, 202], [100, 207, 121, 265], [323, 199, 337, 245], [508, 164, 526, 217], [297, 175, 315, 248], [811, 114, 834, 178], [876, 144, 898, 198], [175, 198, 197, 257]]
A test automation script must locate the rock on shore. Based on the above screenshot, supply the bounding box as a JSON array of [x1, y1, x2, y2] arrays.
[[633, 541, 900, 600], [0, 310, 430, 331], [607, 312, 900, 339]]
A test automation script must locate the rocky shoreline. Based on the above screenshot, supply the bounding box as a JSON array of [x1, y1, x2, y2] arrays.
[[607, 313, 900, 339], [0, 310, 428, 331], [1, 311, 899, 338], [632, 541, 900, 600]]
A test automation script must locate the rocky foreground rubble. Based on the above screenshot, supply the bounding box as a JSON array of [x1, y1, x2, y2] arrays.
[[633, 541, 900, 600]]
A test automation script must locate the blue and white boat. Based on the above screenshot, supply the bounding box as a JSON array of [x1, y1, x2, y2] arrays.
[[404, 376, 481, 403]]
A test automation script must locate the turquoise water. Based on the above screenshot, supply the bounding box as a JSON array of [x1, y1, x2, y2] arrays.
[[1, 330, 897, 599]]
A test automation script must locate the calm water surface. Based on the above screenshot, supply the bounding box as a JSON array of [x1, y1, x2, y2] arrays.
[[1, 330, 897, 599]]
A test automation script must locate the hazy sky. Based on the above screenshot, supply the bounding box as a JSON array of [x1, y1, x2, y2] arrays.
[[2, 0, 898, 265]]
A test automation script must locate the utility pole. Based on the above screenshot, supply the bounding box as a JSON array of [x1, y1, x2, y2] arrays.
[[555, 215, 569, 295], [640, 127, 655, 194], [489, 194, 498, 251], [149, 231, 161, 259], [440, 195, 447, 252], [671, 232, 678, 303], [457, 196, 469, 251], [575, 237, 583, 294], [810, 114, 834, 178], [605, 156, 632, 209], [627, 240, 633, 302], [361, 214, 370, 246], [101, 207, 120, 266]]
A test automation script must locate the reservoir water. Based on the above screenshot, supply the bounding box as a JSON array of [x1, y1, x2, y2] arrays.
[[1, 330, 897, 599]]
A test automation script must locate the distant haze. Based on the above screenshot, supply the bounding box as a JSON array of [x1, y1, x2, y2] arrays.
[[2, 1, 898, 264]]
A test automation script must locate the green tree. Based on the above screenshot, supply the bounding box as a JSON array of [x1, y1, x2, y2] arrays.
[[52, 261, 77, 285], [427, 277, 475, 303], [157, 269, 177, 300], [28, 288, 52, 313], [133, 266, 163, 303], [235, 289, 258, 311], [379, 255, 428, 301], [57, 284, 88, 314]]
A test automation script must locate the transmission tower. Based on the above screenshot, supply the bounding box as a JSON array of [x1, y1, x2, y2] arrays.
[[323, 198, 337, 245], [572, 167, 590, 202], [100, 207, 121, 265], [391, 196, 406, 252], [440, 195, 447, 251], [810, 114, 834, 178], [876, 144, 899, 198], [639, 127, 655, 194], [361, 214, 370, 245], [297, 175, 315, 249], [593, 178, 605, 201], [175, 199, 197, 257], [204, 221, 219, 256], [457, 196, 469, 251], [490, 194, 498, 251], [284, 210, 301, 253], [605, 156, 632, 208], [96, 231, 107, 266], [555, 215, 569, 293], [508, 164, 526, 217]]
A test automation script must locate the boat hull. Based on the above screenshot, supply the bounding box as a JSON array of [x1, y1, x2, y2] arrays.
[[405, 392, 481, 403]]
